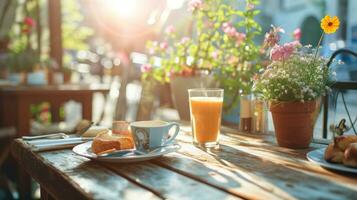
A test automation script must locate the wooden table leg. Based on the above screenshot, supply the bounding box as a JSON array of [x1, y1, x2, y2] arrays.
[[16, 99, 32, 199], [81, 95, 92, 121], [50, 100, 62, 123], [40, 186, 55, 200], [17, 99, 31, 137], [17, 167, 32, 200]]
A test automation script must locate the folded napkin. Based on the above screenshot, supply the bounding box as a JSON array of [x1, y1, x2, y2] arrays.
[[25, 137, 92, 152]]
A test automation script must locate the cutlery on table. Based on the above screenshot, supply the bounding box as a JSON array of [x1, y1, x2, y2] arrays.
[[22, 120, 93, 141]]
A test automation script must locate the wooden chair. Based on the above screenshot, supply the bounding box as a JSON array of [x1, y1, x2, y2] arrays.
[[0, 127, 16, 199]]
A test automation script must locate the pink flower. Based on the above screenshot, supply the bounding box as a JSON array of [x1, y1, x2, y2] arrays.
[[148, 41, 158, 54], [167, 70, 174, 78], [204, 21, 214, 28], [228, 56, 238, 64], [148, 48, 155, 55], [141, 64, 152, 73], [270, 41, 300, 61], [247, 3, 255, 10], [235, 32, 246, 46], [252, 74, 259, 81], [222, 22, 246, 45], [211, 51, 219, 59], [22, 17, 36, 33], [165, 25, 176, 35], [160, 42, 168, 50], [293, 28, 301, 41], [222, 22, 237, 37], [180, 37, 190, 44], [188, 0, 203, 11], [287, 40, 301, 48], [222, 22, 232, 29], [264, 25, 284, 47], [24, 17, 35, 27]]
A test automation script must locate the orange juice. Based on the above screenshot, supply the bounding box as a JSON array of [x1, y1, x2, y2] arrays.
[[189, 97, 223, 144]]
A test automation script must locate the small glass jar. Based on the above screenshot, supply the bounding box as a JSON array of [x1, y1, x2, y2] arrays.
[[239, 94, 252, 132], [112, 121, 131, 135], [252, 98, 268, 134]]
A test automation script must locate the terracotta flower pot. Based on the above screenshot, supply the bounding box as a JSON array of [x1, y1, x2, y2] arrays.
[[270, 100, 317, 149]]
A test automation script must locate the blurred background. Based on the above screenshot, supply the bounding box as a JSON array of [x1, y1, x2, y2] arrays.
[[0, 0, 357, 199]]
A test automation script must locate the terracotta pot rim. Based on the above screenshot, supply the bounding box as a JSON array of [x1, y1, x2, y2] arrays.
[[269, 100, 317, 113], [270, 99, 319, 104]]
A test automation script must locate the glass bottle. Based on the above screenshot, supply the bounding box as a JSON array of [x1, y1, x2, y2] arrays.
[[252, 97, 268, 134], [239, 94, 252, 132]]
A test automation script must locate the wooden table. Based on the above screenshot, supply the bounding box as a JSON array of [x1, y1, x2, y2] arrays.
[[0, 84, 110, 136], [11, 124, 357, 200]]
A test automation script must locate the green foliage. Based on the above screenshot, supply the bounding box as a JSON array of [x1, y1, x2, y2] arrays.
[[6, 49, 40, 72], [62, 0, 93, 65], [5, 0, 41, 72], [143, 0, 263, 110], [253, 46, 334, 102]]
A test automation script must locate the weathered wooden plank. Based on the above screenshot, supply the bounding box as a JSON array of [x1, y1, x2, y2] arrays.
[[179, 125, 357, 182], [12, 140, 160, 200], [155, 139, 357, 200], [103, 162, 241, 200], [155, 146, 292, 200]]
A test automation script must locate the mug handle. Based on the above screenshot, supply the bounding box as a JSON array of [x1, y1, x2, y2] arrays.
[[163, 122, 180, 145]]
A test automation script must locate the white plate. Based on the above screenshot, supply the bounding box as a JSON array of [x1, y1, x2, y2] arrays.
[[72, 141, 180, 163], [306, 148, 357, 173]]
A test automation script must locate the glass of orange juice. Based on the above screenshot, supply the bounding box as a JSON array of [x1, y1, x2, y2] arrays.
[[188, 88, 224, 148]]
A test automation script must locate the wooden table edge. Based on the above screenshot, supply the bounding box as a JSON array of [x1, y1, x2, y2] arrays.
[[11, 139, 92, 200]]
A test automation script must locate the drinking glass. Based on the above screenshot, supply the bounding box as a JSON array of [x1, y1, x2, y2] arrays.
[[188, 88, 224, 148]]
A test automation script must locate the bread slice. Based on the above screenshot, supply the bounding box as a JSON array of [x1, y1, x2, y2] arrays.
[[324, 142, 344, 163], [335, 135, 357, 151], [343, 143, 357, 168], [82, 127, 109, 138], [91, 131, 134, 155]]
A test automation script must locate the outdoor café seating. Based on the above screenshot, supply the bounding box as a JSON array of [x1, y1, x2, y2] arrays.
[[0, 0, 357, 199]]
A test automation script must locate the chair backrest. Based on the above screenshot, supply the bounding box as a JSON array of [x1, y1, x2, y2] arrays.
[[323, 49, 357, 138]]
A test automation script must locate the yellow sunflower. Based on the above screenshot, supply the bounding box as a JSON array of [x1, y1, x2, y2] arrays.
[[320, 15, 340, 34]]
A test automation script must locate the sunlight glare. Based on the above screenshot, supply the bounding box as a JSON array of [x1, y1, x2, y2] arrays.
[[103, 0, 138, 19], [166, 0, 185, 10]]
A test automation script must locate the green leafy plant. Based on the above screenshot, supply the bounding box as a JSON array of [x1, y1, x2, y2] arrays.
[[254, 15, 340, 102], [62, 0, 93, 66], [6, 9, 40, 73], [253, 41, 334, 102], [142, 0, 263, 110], [6, 49, 40, 73]]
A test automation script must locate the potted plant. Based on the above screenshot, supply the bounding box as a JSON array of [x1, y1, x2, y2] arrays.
[[142, 0, 262, 120], [6, 52, 26, 84], [6, 16, 47, 85], [253, 16, 339, 148], [23, 50, 49, 85]]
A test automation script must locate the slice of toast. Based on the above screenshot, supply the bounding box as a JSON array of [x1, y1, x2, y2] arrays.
[[91, 132, 134, 155]]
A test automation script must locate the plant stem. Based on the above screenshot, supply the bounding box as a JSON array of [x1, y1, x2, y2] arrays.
[[314, 32, 324, 60]]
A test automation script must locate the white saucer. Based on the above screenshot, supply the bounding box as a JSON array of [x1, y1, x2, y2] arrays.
[[306, 148, 357, 173], [72, 141, 180, 163]]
